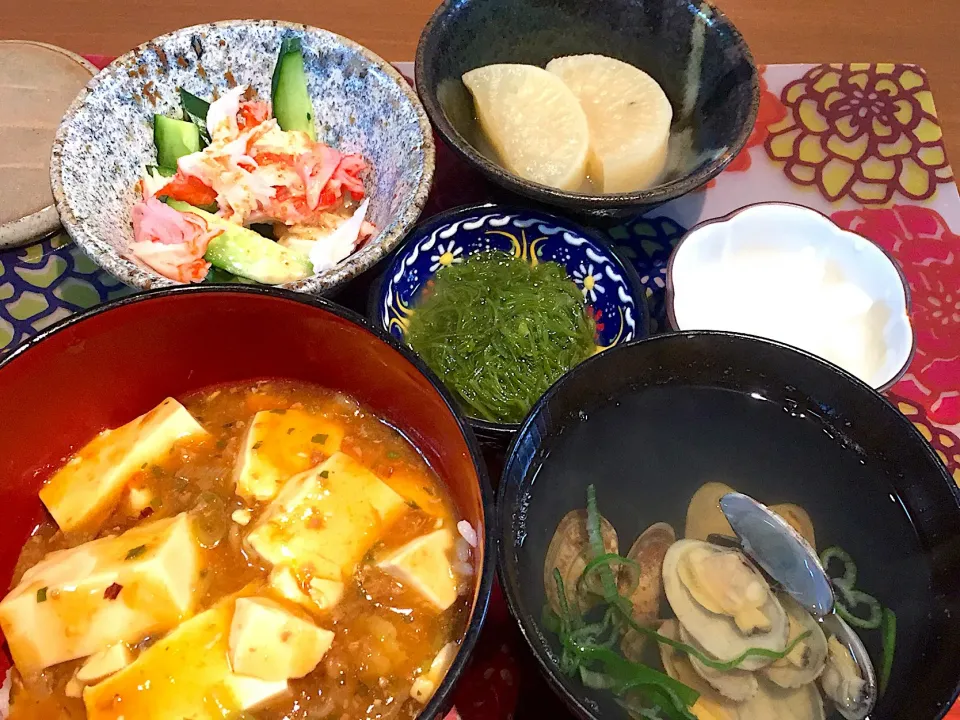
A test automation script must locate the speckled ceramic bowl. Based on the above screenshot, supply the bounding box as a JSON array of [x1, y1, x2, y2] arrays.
[[51, 20, 435, 293], [369, 203, 647, 443], [416, 0, 758, 217]]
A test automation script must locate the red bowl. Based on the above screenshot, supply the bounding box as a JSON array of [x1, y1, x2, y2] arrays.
[[0, 285, 495, 718]]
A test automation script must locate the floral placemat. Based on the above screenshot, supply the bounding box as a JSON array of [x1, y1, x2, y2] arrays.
[[658, 63, 960, 487], [1, 59, 958, 719]]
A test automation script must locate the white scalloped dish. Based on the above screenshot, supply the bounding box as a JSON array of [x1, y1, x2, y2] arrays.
[[666, 203, 914, 391]]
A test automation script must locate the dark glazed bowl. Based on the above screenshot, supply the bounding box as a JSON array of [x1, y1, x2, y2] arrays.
[[0, 285, 495, 720], [498, 332, 960, 719], [416, 0, 759, 216]]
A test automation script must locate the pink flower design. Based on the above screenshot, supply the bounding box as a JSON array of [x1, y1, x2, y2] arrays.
[[832, 205, 960, 425]]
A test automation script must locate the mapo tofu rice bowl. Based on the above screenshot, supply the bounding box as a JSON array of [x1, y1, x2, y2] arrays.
[[0, 287, 492, 720]]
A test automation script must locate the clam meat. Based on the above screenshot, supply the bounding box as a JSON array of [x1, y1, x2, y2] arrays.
[[662, 539, 789, 671]]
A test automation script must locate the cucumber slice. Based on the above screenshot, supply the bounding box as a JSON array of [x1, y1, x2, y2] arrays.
[[166, 200, 314, 285], [271, 37, 317, 140], [145, 165, 177, 178], [203, 267, 257, 284], [178, 88, 211, 147], [154, 115, 201, 172]]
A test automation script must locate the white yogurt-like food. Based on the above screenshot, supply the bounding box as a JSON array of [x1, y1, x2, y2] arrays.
[[669, 204, 913, 389]]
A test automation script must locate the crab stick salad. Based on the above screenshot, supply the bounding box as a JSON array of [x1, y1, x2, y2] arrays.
[[130, 38, 377, 285]]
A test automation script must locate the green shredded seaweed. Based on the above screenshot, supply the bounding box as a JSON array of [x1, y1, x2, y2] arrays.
[[405, 253, 595, 424]]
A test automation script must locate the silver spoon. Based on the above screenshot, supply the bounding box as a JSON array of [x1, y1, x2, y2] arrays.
[[719, 491, 834, 617], [719, 492, 878, 720]]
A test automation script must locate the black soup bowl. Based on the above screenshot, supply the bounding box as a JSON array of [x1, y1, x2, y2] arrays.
[[498, 331, 960, 720], [416, 0, 759, 217]]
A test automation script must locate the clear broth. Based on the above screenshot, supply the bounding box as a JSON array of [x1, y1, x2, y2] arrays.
[[513, 385, 930, 719]]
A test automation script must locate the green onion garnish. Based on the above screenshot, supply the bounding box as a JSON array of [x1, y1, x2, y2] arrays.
[[880, 607, 897, 695], [125, 545, 148, 561], [544, 484, 819, 719]]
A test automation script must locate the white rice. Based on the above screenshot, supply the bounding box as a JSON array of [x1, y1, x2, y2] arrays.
[[454, 537, 471, 563], [457, 520, 478, 548], [0, 668, 10, 720]]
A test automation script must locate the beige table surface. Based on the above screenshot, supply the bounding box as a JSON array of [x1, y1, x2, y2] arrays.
[[2, 0, 958, 165]]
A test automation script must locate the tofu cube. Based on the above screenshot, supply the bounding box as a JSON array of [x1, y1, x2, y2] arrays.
[[40, 398, 206, 533], [223, 674, 290, 711], [233, 409, 345, 502], [377, 529, 459, 611], [410, 642, 459, 704], [229, 597, 334, 681], [75, 643, 133, 684], [84, 598, 287, 720], [246, 452, 408, 595], [268, 565, 344, 613], [268, 565, 314, 609], [380, 465, 451, 519], [307, 578, 345, 611], [0, 513, 200, 672]]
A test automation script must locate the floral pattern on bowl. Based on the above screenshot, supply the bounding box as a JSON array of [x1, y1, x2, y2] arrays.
[[373, 205, 647, 354]]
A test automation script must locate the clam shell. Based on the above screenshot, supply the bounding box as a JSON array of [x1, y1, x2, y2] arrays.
[[543, 509, 618, 615], [737, 678, 826, 720], [619, 521, 675, 661], [764, 594, 828, 689], [680, 622, 759, 702], [685, 481, 736, 542]]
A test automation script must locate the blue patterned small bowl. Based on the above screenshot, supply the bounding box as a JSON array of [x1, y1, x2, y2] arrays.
[[370, 204, 647, 440]]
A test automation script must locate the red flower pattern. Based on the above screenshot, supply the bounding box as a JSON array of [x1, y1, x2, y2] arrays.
[[587, 306, 606, 334], [832, 205, 960, 426]]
